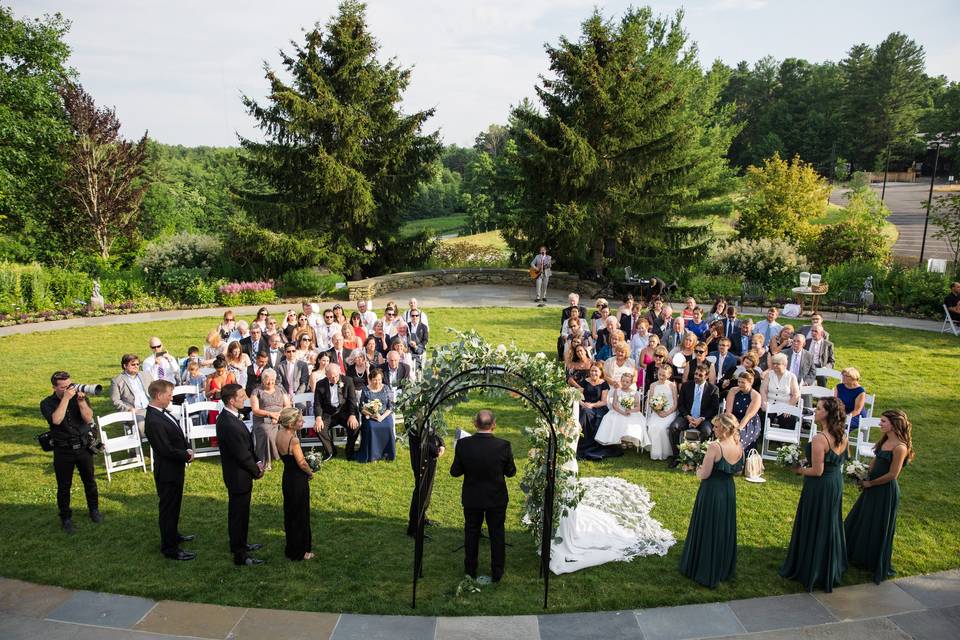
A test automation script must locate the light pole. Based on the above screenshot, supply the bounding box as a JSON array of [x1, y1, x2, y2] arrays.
[[918, 138, 942, 268], [881, 142, 890, 202]]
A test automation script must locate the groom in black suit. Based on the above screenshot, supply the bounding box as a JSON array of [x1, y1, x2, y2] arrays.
[[450, 410, 517, 582], [215, 383, 264, 566], [144, 380, 195, 560]]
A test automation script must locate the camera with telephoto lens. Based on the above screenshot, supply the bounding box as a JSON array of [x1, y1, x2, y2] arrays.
[[71, 383, 103, 396]]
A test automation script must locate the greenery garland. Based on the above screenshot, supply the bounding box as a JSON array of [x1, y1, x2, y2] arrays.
[[397, 330, 583, 547]]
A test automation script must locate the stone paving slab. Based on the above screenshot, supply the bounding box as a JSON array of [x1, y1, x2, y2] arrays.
[[894, 569, 960, 609], [133, 599, 246, 638], [46, 589, 156, 629], [536, 610, 642, 639], [713, 616, 912, 640], [435, 614, 539, 640], [727, 593, 836, 633], [0, 612, 78, 640], [635, 602, 746, 640], [813, 582, 924, 621], [230, 607, 340, 640], [889, 603, 960, 640], [331, 613, 437, 640], [0, 577, 73, 618]]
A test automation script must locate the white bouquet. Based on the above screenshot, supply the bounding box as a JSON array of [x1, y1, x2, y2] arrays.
[[845, 460, 869, 485], [776, 443, 804, 467], [650, 394, 669, 412], [305, 450, 323, 472], [619, 394, 636, 411], [677, 440, 708, 471], [363, 399, 383, 416]]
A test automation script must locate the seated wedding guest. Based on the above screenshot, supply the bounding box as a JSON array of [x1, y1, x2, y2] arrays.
[[645, 297, 664, 330], [241, 324, 268, 361], [678, 412, 743, 588], [110, 353, 154, 432], [325, 333, 350, 375], [293, 334, 315, 362], [357, 299, 377, 334], [342, 324, 359, 352], [681, 341, 710, 383], [389, 336, 416, 373], [945, 281, 960, 321], [233, 320, 250, 345], [402, 297, 429, 327], [370, 321, 391, 358], [225, 341, 252, 389], [750, 333, 769, 369], [805, 326, 836, 385], [730, 318, 753, 356], [357, 368, 395, 463], [300, 301, 320, 330], [753, 306, 783, 346], [618, 294, 637, 335], [564, 318, 594, 359], [308, 354, 331, 393], [844, 408, 914, 584], [710, 337, 738, 394], [561, 292, 588, 330], [686, 307, 709, 340], [725, 370, 762, 451], [250, 369, 289, 472], [280, 310, 298, 342], [346, 354, 371, 394], [182, 360, 206, 403], [645, 345, 669, 395], [708, 297, 727, 323], [734, 351, 764, 392], [768, 324, 795, 358], [292, 313, 317, 348], [217, 310, 236, 342], [596, 372, 648, 452], [204, 356, 235, 423], [407, 309, 429, 369], [381, 305, 401, 338], [576, 363, 619, 460], [701, 319, 725, 350], [722, 305, 739, 340], [798, 312, 831, 342], [179, 345, 201, 379], [835, 367, 867, 430], [646, 364, 678, 461], [668, 363, 720, 468], [629, 318, 651, 358], [317, 308, 342, 350], [252, 307, 270, 333], [245, 351, 271, 397], [760, 353, 801, 429], [275, 342, 309, 396], [266, 334, 284, 370], [559, 306, 583, 360], [314, 363, 359, 460], [662, 317, 686, 352], [603, 342, 637, 390], [332, 303, 347, 326], [669, 332, 698, 382], [347, 311, 367, 344], [681, 297, 698, 322], [143, 337, 180, 384], [635, 333, 659, 391], [591, 298, 611, 342], [564, 344, 593, 389], [274, 408, 314, 561], [785, 333, 816, 387], [595, 316, 620, 359], [361, 335, 386, 368], [382, 349, 412, 394], [780, 396, 848, 592], [202, 330, 226, 366]]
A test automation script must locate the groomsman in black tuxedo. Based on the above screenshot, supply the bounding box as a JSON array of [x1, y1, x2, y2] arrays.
[[144, 380, 195, 561], [450, 410, 517, 582], [215, 384, 264, 566], [313, 363, 359, 459], [244, 351, 272, 396], [668, 364, 720, 468]]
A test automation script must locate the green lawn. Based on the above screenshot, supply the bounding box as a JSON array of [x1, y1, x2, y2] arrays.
[[401, 214, 468, 237], [443, 229, 508, 249], [0, 309, 957, 616]]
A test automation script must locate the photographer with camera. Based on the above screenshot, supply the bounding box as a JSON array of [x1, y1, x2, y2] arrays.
[[39, 371, 102, 534]]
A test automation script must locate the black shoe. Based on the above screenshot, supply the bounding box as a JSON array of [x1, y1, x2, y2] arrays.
[[245, 543, 263, 551], [492, 575, 503, 583], [89, 509, 103, 523], [406, 530, 431, 540], [667, 457, 680, 469], [62, 519, 75, 534], [322, 451, 334, 462], [424, 518, 439, 527], [177, 534, 195, 542], [165, 550, 196, 561], [237, 557, 264, 566]]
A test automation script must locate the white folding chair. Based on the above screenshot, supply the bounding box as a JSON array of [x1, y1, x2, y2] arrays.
[[853, 417, 881, 461], [96, 411, 147, 481], [172, 384, 199, 399], [760, 402, 804, 461], [943, 305, 960, 336], [199, 367, 215, 377], [799, 385, 834, 439], [815, 367, 842, 383], [183, 401, 222, 459], [863, 393, 876, 419]]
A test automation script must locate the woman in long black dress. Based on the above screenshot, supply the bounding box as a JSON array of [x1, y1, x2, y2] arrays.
[[780, 397, 848, 592], [577, 363, 622, 460], [276, 408, 314, 561], [844, 409, 914, 583]]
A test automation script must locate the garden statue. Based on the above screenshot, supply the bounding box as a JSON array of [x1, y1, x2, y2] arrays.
[[90, 279, 104, 310], [861, 276, 874, 307]]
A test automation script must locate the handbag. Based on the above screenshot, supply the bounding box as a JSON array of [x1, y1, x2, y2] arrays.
[[744, 449, 764, 479], [36, 431, 55, 452]]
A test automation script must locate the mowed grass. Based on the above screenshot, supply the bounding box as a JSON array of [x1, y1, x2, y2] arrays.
[[401, 214, 468, 237], [0, 309, 957, 616], [442, 229, 508, 249]]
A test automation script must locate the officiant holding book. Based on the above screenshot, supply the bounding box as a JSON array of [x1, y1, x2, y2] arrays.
[[450, 410, 517, 582]]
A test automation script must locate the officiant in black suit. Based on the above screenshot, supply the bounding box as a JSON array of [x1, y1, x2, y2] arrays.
[[215, 384, 265, 566], [450, 410, 517, 582], [313, 363, 359, 459], [144, 380, 195, 560]]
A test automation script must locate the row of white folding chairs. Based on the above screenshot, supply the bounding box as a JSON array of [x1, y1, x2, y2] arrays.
[[761, 401, 880, 462]]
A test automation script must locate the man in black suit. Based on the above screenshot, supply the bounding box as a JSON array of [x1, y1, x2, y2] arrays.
[[382, 350, 412, 390], [324, 334, 352, 375], [722, 307, 740, 342], [730, 318, 754, 356], [709, 337, 738, 395], [241, 325, 267, 361], [275, 342, 309, 396], [407, 311, 429, 369], [244, 351, 272, 396], [313, 363, 359, 459], [144, 380, 195, 561], [215, 384, 264, 566], [560, 292, 588, 329], [450, 410, 517, 582], [668, 364, 720, 468], [265, 334, 284, 369]]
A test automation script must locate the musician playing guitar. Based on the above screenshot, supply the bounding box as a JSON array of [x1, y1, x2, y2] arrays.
[[530, 245, 553, 307]]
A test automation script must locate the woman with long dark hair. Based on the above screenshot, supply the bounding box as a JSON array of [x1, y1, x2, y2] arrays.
[[844, 409, 914, 583], [780, 396, 848, 592]]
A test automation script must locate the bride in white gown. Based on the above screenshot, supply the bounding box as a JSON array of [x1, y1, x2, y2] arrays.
[[645, 363, 679, 460]]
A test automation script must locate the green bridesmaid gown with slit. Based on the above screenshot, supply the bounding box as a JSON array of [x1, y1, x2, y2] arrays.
[[679, 444, 744, 588], [780, 440, 848, 592], [844, 450, 906, 583]]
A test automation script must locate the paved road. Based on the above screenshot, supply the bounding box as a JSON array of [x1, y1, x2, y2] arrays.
[[831, 182, 954, 263]]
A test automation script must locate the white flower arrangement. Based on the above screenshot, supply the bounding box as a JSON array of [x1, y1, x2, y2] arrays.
[[362, 399, 383, 416], [305, 450, 323, 472], [619, 394, 635, 411], [677, 440, 708, 471], [650, 394, 669, 412], [776, 443, 804, 467], [845, 459, 869, 484]]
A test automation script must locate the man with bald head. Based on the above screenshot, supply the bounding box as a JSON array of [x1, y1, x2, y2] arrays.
[[313, 363, 359, 460], [143, 337, 180, 384], [403, 297, 429, 327]]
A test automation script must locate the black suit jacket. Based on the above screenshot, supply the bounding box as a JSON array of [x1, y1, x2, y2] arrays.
[[241, 336, 267, 360], [215, 409, 260, 494], [245, 363, 273, 396], [619, 313, 639, 336], [314, 376, 359, 418], [144, 405, 189, 483], [730, 332, 753, 356], [560, 305, 588, 329], [678, 381, 720, 422], [381, 362, 412, 388], [450, 432, 516, 510], [408, 322, 429, 354], [266, 348, 284, 370], [324, 347, 352, 372]]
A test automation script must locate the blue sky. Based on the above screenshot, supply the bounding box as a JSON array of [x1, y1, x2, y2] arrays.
[[16, 1, 960, 147]]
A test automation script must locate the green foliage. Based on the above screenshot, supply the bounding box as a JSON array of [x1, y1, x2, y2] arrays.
[[430, 241, 510, 268], [183, 279, 219, 305], [277, 268, 342, 298], [402, 162, 464, 220], [811, 187, 892, 268], [377, 231, 439, 273], [929, 194, 960, 269], [506, 7, 737, 274], [158, 267, 210, 302], [737, 153, 829, 244], [823, 261, 949, 317], [678, 274, 744, 301], [137, 232, 224, 286], [238, 0, 441, 278], [224, 222, 343, 280], [848, 171, 871, 190], [711, 236, 806, 291]]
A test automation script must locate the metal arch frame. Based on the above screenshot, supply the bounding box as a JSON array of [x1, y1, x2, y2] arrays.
[[411, 365, 559, 610]]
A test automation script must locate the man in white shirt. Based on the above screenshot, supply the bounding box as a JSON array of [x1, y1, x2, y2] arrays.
[[143, 337, 180, 384], [301, 301, 320, 331], [109, 354, 155, 433], [402, 298, 429, 327], [357, 300, 377, 334], [797, 312, 830, 342], [753, 307, 783, 347], [316, 308, 342, 351]]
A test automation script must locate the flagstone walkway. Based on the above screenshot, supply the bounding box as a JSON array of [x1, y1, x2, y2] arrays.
[[0, 569, 957, 639]]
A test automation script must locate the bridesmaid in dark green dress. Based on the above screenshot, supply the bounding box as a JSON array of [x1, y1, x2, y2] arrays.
[[679, 414, 744, 588], [780, 397, 848, 592], [845, 409, 914, 583]]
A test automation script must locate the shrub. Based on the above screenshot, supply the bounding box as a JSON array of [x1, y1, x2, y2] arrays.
[[679, 274, 743, 301], [47, 267, 94, 309], [711, 237, 806, 291], [184, 279, 219, 305], [0, 262, 56, 312], [224, 223, 344, 280], [217, 280, 278, 305], [277, 268, 342, 298], [138, 232, 223, 286], [431, 241, 509, 268], [159, 267, 210, 301], [737, 153, 829, 245]]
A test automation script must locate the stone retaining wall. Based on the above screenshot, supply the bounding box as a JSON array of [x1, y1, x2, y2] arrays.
[[347, 268, 587, 300]]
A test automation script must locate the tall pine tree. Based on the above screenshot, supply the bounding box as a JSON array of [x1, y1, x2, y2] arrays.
[[239, 1, 441, 278], [506, 7, 738, 275]]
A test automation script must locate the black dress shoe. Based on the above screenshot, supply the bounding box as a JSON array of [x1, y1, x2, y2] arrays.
[[62, 519, 75, 534], [166, 550, 196, 561], [424, 518, 439, 527], [237, 557, 264, 566], [245, 543, 263, 551], [667, 457, 680, 469], [322, 451, 334, 462], [89, 509, 103, 523], [177, 534, 195, 542]]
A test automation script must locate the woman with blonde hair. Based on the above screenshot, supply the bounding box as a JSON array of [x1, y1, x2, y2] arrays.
[[603, 342, 637, 390], [835, 367, 867, 430], [844, 409, 914, 583], [249, 369, 290, 470], [202, 330, 225, 366], [679, 413, 744, 588], [645, 364, 678, 461], [292, 313, 317, 348], [275, 408, 314, 561]]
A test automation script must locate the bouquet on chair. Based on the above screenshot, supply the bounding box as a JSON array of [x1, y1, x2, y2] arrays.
[[305, 450, 323, 472], [677, 440, 708, 472], [775, 443, 804, 468], [844, 459, 869, 486]]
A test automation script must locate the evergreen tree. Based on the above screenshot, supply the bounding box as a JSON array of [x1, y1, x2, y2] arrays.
[[507, 7, 738, 274], [238, 0, 441, 278]]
